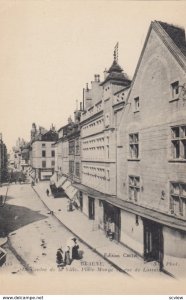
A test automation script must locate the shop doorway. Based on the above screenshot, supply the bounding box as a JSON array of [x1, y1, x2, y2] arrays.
[[103, 202, 121, 242], [143, 218, 164, 269], [88, 197, 95, 220], [79, 191, 83, 212]]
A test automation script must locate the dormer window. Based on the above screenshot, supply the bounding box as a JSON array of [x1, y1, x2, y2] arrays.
[[171, 81, 179, 101], [134, 97, 140, 112]]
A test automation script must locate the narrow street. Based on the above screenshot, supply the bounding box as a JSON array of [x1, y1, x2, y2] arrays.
[[0, 182, 121, 276]]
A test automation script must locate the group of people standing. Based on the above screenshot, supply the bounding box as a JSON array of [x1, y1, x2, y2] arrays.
[[56, 237, 81, 268]]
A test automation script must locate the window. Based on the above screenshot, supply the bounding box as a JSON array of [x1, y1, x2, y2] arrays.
[[170, 182, 186, 217], [171, 125, 186, 160], [129, 133, 139, 159], [171, 81, 179, 100], [51, 160, 55, 167], [75, 162, 80, 177], [134, 97, 140, 112], [42, 150, 46, 157], [51, 150, 55, 157], [69, 160, 74, 175], [129, 176, 140, 202], [75, 140, 80, 155], [69, 140, 75, 155], [42, 160, 46, 168], [42, 143, 46, 147]]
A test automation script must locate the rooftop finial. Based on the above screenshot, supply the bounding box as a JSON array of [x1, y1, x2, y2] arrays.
[[114, 42, 119, 62]]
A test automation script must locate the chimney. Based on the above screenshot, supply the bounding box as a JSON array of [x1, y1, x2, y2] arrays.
[[86, 83, 89, 91], [104, 69, 108, 80], [68, 116, 72, 124], [80, 102, 83, 111], [94, 74, 100, 82]]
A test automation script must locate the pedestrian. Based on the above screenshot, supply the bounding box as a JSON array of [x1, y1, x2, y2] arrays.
[[46, 189, 49, 197], [56, 247, 65, 268], [72, 238, 80, 260], [65, 237, 74, 264], [64, 246, 71, 265]]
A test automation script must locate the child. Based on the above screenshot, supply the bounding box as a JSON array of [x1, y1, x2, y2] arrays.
[[56, 247, 65, 268]]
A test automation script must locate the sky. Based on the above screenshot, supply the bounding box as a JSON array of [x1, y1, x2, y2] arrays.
[[0, 0, 186, 151]]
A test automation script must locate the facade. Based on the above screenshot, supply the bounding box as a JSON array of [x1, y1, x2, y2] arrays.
[[55, 111, 81, 183], [0, 133, 8, 184], [74, 60, 131, 235], [52, 20, 186, 274], [116, 21, 186, 273], [51, 108, 82, 200], [30, 124, 58, 180]]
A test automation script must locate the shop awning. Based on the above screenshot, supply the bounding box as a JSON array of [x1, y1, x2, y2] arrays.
[[61, 180, 71, 190], [29, 170, 35, 179], [73, 182, 186, 232], [59, 180, 78, 200], [65, 185, 78, 200], [50, 173, 57, 185], [55, 176, 67, 188]]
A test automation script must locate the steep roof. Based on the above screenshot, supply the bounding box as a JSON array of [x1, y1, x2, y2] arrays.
[[158, 21, 186, 56], [124, 20, 186, 107], [100, 59, 131, 86]]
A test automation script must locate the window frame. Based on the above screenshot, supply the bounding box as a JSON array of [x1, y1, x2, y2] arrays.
[[170, 81, 179, 101], [134, 96, 140, 112], [42, 160, 46, 168], [128, 132, 140, 160], [170, 125, 186, 161], [42, 150, 46, 158], [170, 181, 186, 218], [128, 175, 140, 202]]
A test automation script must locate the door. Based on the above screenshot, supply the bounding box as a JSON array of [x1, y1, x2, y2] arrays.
[[88, 197, 95, 220], [103, 202, 121, 242], [143, 219, 164, 268], [79, 191, 83, 212], [114, 207, 121, 242]]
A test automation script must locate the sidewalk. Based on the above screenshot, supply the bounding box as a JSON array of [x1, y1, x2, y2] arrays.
[[33, 181, 169, 279]]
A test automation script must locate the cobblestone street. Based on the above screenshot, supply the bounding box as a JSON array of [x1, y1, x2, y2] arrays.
[[0, 183, 121, 277]]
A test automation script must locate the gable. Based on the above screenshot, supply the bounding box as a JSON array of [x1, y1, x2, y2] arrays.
[[127, 21, 186, 105]]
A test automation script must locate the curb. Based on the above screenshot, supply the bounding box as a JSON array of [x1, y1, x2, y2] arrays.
[[7, 238, 33, 274], [32, 186, 132, 277]]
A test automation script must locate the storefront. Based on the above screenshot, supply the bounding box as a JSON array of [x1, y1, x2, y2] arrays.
[[88, 196, 95, 220], [142, 218, 164, 269], [40, 169, 53, 180], [103, 201, 121, 242]]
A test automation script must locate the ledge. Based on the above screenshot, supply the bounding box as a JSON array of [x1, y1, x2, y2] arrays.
[[168, 159, 186, 163], [169, 98, 179, 103], [127, 159, 140, 161]]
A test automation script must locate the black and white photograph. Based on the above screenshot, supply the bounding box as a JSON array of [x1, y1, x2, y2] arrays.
[[0, 0, 186, 296]]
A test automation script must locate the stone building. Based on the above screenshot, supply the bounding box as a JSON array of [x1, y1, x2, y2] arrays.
[[73, 57, 131, 235], [0, 133, 8, 184], [30, 124, 58, 180], [52, 104, 83, 199], [116, 21, 186, 274]]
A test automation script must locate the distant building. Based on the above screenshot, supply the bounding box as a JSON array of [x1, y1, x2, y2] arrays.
[[12, 138, 31, 171], [0, 133, 8, 183], [52, 105, 82, 199], [30, 124, 58, 180]]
